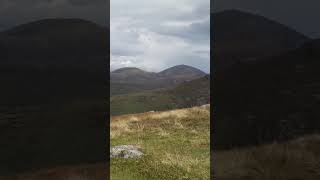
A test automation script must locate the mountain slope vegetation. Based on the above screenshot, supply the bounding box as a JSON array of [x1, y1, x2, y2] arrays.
[[111, 75, 210, 116]]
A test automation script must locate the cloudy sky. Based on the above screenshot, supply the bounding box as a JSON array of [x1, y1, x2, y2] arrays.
[[111, 0, 210, 73]]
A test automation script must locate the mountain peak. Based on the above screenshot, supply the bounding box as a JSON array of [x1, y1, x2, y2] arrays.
[[0, 18, 108, 69], [112, 67, 150, 76], [4, 18, 103, 37], [159, 65, 206, 77], [212, 9, 309, 70]]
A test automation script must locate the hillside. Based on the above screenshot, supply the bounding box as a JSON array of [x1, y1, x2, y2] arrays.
[[214, 135, 320, 180], [158, 64, 207, 80], [0, 18, 108, 70], [110, 65, 207, 96], [0, 19, 107, 175], [0, 163, 106, 180], [111, 105, 210, 179], [0, 18, 107, 105], [111, 75, 210, 116], [213, 39, 320, 149], [212, 10, 309, 71]]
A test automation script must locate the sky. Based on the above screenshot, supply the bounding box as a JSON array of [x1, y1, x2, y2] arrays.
[[213, 0, 320, 39], [110, 0, 210, 73]]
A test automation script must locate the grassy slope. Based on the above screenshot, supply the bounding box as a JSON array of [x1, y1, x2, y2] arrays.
[[110, 76, 210, 116], [214, 135, 320, 180], [0, 163, 107, 180], [111, 106, 210, 180], [110, 90, 174, 116]]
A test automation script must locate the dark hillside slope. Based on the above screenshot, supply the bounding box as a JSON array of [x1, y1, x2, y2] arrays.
[[213, 39, 320, 149], [212, 10, 309, 71], [0, 18, 107, 70], [111, 75, 210, 116], [0, 19, 108, 175]]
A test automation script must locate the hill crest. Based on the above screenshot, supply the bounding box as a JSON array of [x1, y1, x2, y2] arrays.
[[112, 65, 206, 77], [110, 65, 207, 96], [3, 18, 103, 36], [212, 9, 309, 71]]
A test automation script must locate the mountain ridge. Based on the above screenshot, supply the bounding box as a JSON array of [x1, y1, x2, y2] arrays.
[[110, 65, 207, 96], [0, 18, 108, 71], [212, 9, 310, 71], [112, 65, 207, 75]]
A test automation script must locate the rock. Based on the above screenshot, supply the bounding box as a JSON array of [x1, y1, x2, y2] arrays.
[[110, 145, 143, 159], [200, 104, 210, 109]]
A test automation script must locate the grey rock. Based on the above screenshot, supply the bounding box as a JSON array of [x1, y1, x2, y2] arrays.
[[110, 145, 143, 159]]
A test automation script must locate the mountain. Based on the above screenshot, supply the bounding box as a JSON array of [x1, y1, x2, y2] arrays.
[[213, 39, 320, 149], [110, 65, 207, 96], [212, 10, 309, 71], [0, 18, 108, 104], [158, 64, 206, 78], [112, 67, 147, 74], [0, 18, 108, 70], [111, 75, 210, 116], [0, 19, 107, 175]]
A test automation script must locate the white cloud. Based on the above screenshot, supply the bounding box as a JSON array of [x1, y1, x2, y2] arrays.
[[111, 0, 210, 73]]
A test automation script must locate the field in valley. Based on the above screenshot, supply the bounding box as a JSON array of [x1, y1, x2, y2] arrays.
[[110, 105, 211, 180]]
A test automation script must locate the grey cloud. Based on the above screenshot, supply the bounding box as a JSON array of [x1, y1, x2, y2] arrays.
[[111, 48, 143, 57], [111, 0, 210, 73], [156, 17, 210, 42]]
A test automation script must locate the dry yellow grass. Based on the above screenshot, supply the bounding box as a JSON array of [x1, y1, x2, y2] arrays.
[[111, 105, 210, 179], [111, 106, 210, 140]]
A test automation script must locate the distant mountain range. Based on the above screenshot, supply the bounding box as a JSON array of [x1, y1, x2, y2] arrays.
[[110, 65, 207, 96], [110, 65, 209, 115]]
